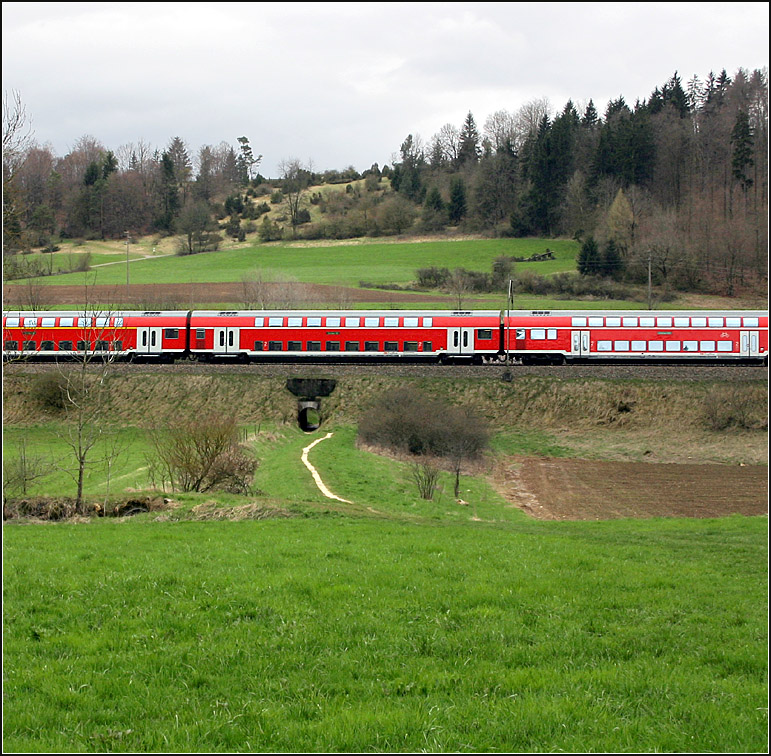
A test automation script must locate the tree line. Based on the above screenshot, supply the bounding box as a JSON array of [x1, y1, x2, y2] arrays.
[[2, 66, 767, 296]]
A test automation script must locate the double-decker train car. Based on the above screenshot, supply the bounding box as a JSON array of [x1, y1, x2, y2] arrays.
[[3, 309, 768, 364]]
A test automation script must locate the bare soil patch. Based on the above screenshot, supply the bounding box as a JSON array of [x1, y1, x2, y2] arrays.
[[5, 281, 485, 308], [496, 457, 768, 520]]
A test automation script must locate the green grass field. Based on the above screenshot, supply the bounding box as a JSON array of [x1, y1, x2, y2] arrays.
[[3, 513, 767, 753], [21, 238, 579, 289], [3, 405, 769, 753]]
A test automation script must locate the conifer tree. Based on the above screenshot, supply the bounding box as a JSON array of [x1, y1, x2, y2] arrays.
[[448, 177, 467, 223], [577, 236, 601, 276], [457, 112, 481, 165]]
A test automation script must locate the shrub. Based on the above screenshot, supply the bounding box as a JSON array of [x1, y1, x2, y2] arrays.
[[147, 413, 258, 494], [358, 388, 490, 498]]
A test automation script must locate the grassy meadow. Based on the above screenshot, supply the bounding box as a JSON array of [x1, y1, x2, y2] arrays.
[[14, 237, 579, 289], [3, 368, 769, 752], [3, 513, 767, 753]]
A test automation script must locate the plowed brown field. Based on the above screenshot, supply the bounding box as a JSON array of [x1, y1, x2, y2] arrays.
[[497, 457, 768, 520]]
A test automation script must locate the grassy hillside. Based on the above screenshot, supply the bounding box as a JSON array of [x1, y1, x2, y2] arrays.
[[17, 237, 578, 289]]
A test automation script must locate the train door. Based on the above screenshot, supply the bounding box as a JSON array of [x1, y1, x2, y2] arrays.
[[571, 330, 590, 357], [740, 331, 760, 357], [137, 327, 162, 354], [448, 327, 474, 357], [214, 327, 240, 354]]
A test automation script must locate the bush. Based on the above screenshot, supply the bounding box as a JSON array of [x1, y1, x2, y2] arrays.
[[358, 388, 490, 498], [702, 386, 767, 431], [148, 413, 258, 494]]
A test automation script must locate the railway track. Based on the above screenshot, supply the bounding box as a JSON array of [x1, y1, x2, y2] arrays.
[[7, 359, 768, 382]]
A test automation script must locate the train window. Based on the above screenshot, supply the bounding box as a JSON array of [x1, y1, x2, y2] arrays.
[[665, 341, 681, 351], [306, 341, 321, 351], [5, 341, 19, 350], [597, 341, 612, 351], [404, 317, 419, 328], [384, 341, 398, 352], [726, 317, 741, 327], [96, 340, 109, 351], [623, 317, 638, 327], [325, 341, 340, 351], [268, 341, 283, 351], [196, 329, 206, 340], [743, 317, 759, 327], [682, 341, 698, 351], [423, 341, 433, 352], [78, 318, 91, 327], [164, 328, 179, 339], [40, 340, 54, 351], [58, 340, 73, 351], [614, 341, 630, 351], [656, 317, 672, 327], [717, 341, 734, 352], [674, 318, 690, 327], [41, 317, 56, 327], [384, 317, 399, 328], [23, 340, 36, 351], [700, 341, 716, 351], [531, 329, 546, 340], [648, 340, 664, 351], [631, 340, 647, 351], [24, 317, 38, 327], [77, 341, 89, 351], [287, 341, 302, 351], [588, 317, 604, 327], [547, 329, 557, 339], [345, 317, 360, 328], [113, 341, 123, 351], [423, 318, 433, 327], [453, 332, 459, 347], [114, 317, 124, 327], [708, 317, 724, 327], [253, 341, 263, 351], [477, 329, 493, 340], [606, 317, 621, 327], [640, 317, 655, 327], [404, 341, 419, 351], [95, 317, 109, 327], [345, 341, 360, 351], [307, 317, 322, 327], [287, 317, 302, 327], [325, 317, 340, 327], [269, 317, 283, 327], [5, 318, 20, 327], [364, 317, 379, 327], [60, 317, 74, 327], [691, 318, 707, 327], [364, 341, 379, 351], [254, 317, 264, 327], [571, 317, 587, 327]]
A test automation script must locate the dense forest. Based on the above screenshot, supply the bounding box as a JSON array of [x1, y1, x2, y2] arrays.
[[3, 67, 768, 296]]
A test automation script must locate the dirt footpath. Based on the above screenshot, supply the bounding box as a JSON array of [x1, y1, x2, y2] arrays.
[[497, 458, 768, 520]]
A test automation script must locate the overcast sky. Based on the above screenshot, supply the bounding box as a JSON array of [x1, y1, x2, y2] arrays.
[[3, 2, 768, 177]]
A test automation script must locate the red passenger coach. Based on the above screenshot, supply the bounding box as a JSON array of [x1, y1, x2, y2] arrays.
[[502, 310, 768, 364], [186, 310, 504, 362], [2, 310, 190, 361]]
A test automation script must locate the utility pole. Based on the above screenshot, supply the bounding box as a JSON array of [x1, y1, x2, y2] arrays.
[[125, 231, 130, 304], [506, 278, 514, 365], [647, 251, 652, 310]]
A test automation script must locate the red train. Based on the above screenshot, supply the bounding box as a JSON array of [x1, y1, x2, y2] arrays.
[[3, 308, 768, 364]]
